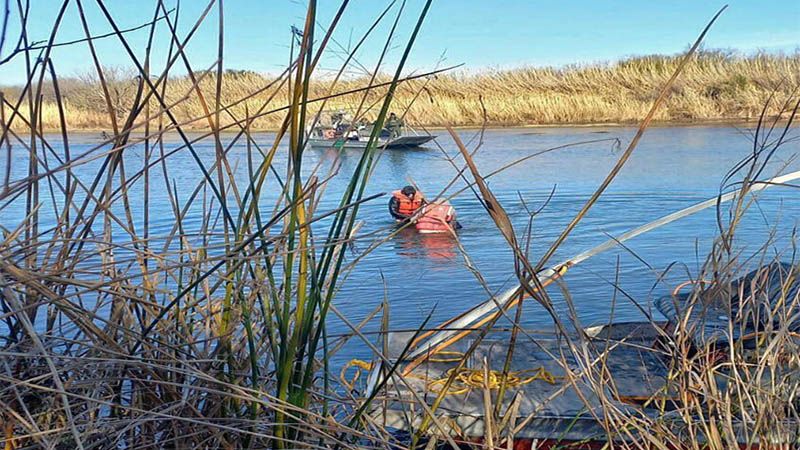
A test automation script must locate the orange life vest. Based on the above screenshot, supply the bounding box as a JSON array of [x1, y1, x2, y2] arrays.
[[415, 202, 456, 234], [392, 190, 424, 217]]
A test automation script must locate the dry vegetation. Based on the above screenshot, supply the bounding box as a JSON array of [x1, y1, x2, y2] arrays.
[[2, 51, 799, 132], [2, 1, 800, 449]]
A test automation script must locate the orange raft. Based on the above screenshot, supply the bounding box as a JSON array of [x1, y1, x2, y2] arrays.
[[414, 201, 457, 234]]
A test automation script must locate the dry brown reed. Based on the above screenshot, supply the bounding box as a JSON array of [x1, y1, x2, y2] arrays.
[[3, 50, 799, 132], [0, 0, 443, 448]]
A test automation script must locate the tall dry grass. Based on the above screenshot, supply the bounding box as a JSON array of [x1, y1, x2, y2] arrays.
[[3, 50, 799, 131], [0, 0, 443, 448]]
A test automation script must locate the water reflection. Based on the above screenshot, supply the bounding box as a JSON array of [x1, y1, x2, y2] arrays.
[[393, 226, 458, 261]]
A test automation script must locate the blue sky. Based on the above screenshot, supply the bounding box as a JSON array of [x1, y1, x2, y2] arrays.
[[0, 1, 797, 85]]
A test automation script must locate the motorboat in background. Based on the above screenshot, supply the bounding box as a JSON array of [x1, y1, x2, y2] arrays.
[[307, 110, 436, 149]]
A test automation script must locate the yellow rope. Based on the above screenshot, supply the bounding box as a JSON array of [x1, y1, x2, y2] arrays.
[[341, 357, 559, 396], [425, 366, 559, 396], [341, 359, 373, 390]]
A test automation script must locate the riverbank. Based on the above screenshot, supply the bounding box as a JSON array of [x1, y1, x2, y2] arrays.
[[37, 118, 791, 137], [2, 51, 798, 133]]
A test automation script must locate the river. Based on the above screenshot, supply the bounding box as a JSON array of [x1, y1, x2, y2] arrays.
[[2, 125, 798, 365]]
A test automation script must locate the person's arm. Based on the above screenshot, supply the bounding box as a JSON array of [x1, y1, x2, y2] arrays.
[[389, 196, 405, 219]]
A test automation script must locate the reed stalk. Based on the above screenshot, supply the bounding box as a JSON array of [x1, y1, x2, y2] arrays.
[[0, 1, 436, 448]]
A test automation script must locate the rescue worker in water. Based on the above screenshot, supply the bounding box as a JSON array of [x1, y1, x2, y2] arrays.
[[389, 185, 424, 221]]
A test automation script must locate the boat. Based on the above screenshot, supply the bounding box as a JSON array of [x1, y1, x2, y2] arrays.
[[370, 322, 670, 448], [363, 262, 800, 448], [308, 134, 436, 149], [306, 111, 436, 149]]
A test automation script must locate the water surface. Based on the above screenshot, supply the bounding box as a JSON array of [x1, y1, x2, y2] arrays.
[[2, 125, 798, 364]]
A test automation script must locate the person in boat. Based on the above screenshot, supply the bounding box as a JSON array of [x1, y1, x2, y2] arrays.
[[415, 200, 461, 234], [389, 185, 425, 221], [385, 112, 404, 139], [330, 110, 346, 126]]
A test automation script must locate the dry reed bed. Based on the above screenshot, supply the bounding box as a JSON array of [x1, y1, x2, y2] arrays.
[[2, 51, 799, 132]]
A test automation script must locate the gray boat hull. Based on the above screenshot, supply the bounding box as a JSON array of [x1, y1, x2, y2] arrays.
[[307, 134, 435, 149]]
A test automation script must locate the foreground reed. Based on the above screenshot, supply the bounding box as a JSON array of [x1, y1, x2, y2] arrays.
[[0, 0, 439, 448]]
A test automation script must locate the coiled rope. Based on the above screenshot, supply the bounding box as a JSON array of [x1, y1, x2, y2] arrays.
[[426, 366, 558, 396], [341, 357, 559, 395]]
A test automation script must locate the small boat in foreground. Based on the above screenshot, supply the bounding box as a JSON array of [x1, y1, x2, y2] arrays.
[[365, 262, 800, 448]]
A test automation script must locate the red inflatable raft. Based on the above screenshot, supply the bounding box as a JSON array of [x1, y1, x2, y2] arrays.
[[414, 201, 457, 234]]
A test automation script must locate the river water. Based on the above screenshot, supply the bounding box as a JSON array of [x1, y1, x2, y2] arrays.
[[329, 125, 800, 362], [2, 125, 799, 364]]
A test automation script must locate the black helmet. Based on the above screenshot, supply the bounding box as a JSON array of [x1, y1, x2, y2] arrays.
[[401, 185, 416, 197]]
